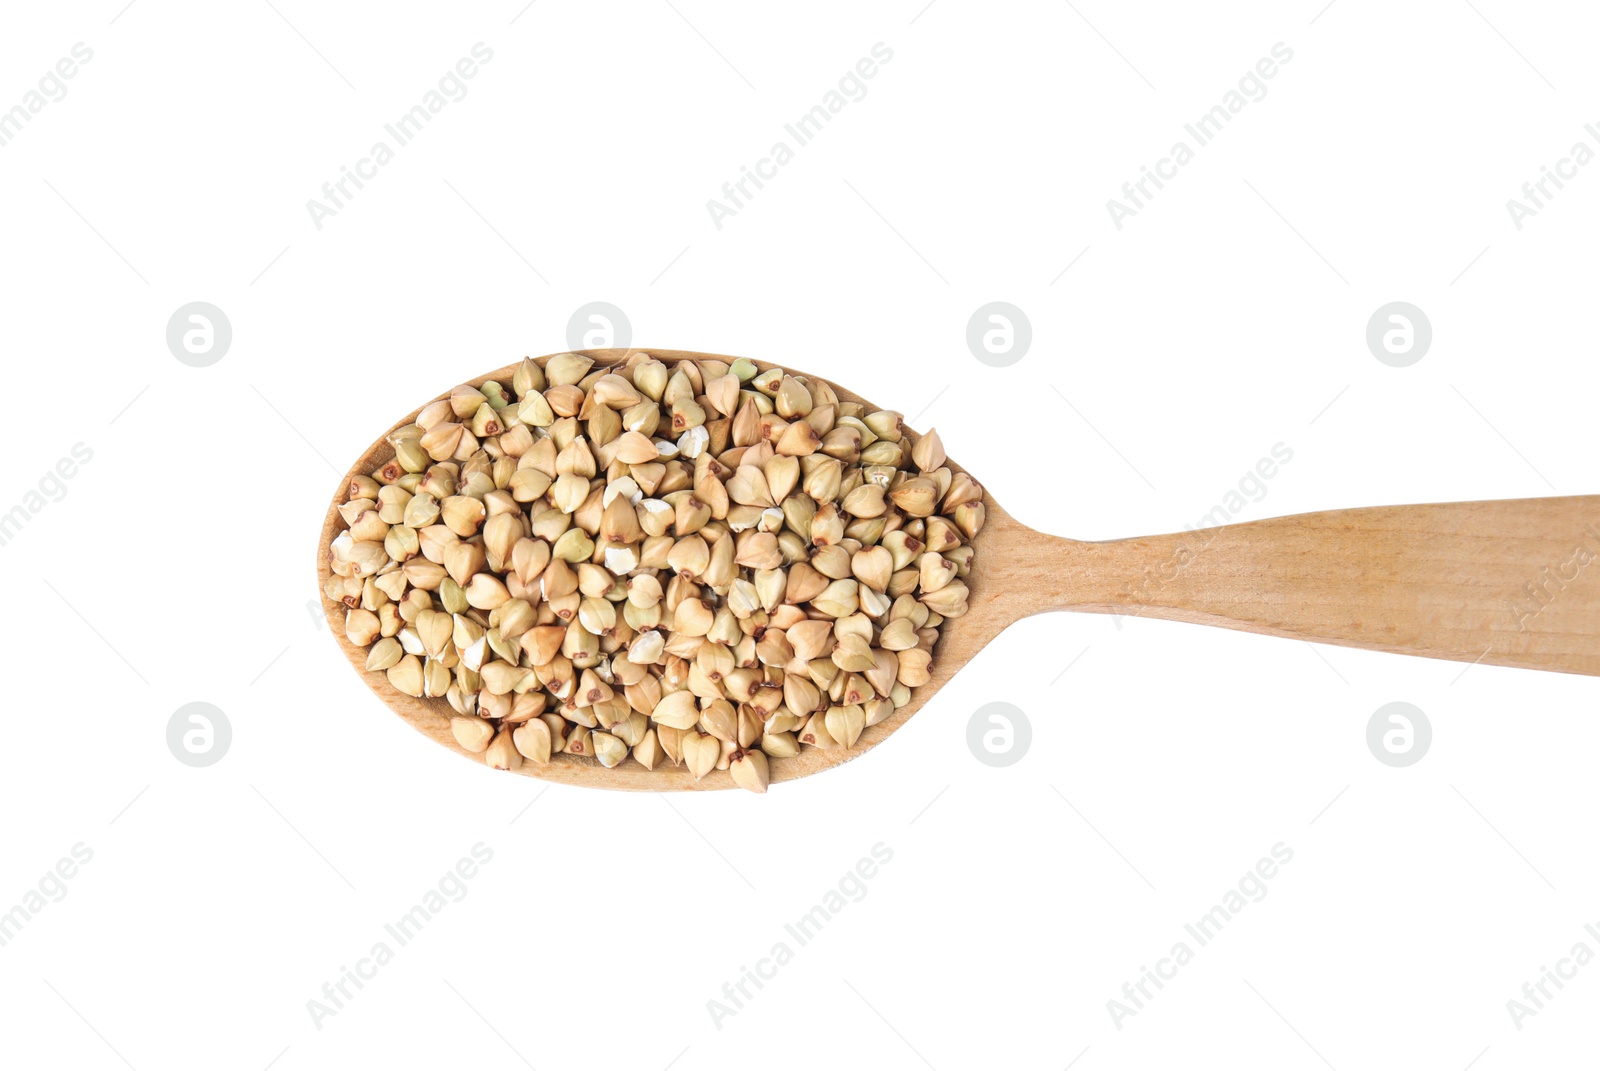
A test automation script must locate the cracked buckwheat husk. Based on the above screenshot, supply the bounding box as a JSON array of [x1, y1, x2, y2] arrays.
[[324, 353, 981, 792]]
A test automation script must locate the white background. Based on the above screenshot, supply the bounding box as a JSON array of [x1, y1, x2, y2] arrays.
[[2, 1, 1598, 1068]]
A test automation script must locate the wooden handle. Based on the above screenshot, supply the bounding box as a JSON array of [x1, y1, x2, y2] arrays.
[[994, 496, 1600, 676]]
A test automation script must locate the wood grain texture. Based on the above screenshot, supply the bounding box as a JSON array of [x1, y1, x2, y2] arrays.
[[318, 348, 1600, 792], [987, 497, 1600, 675]]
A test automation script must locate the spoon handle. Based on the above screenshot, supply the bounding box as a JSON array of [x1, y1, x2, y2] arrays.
[[1020, 495, 1600, 675]]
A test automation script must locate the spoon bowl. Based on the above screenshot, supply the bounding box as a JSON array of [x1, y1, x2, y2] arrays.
[[320, 348, 988, 790], [319, 348, 1600, 790]]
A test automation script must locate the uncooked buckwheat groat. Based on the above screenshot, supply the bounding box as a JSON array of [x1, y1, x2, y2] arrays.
[[323, 352, 984, 792]]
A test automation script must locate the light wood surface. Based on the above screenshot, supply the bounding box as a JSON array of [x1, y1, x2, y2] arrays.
[[318, 349, 1600, 790], [991, 496, 1600, 675]]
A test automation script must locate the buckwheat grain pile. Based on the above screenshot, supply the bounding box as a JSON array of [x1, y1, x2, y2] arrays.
[[324, 353, 983, 791]]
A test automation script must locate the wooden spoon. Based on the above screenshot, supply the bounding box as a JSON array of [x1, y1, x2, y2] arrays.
[[318, 348, 1600, 790]]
